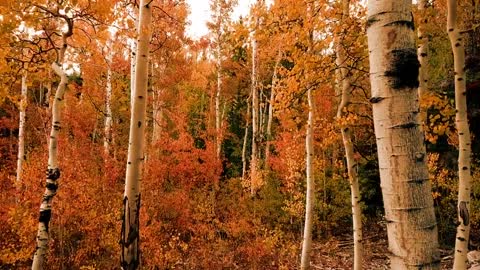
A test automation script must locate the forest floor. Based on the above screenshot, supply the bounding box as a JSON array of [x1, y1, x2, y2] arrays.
[[310, 225, 455, 269]]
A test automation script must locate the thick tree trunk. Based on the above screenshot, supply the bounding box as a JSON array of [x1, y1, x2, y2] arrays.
[[265, 50, 281, 167], [16, 71, 27, 183], [300, 88, 315, 270], [130, 41, 137, 109], [448, 0, 473, 268], [32, 62, 68, 270], [335, 1, 363, 269], [366, 1, 440, 269], [120, 1, 152, 269], [104, 46, 113, 156]]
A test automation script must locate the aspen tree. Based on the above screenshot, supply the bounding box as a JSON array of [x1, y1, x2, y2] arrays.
[[16, 71, 27, 183], [366, 0, 440, 268], [32, 8, 73, 269], [120, 0, 152, 268], [250, 27, 259, 194], [448, 0, 473, 268], [300, 87, 315, 270], [301, 3, 316, 269], [335, 0, 363, 268], [104, 40, 113, 156], [265, 50, 281, 167], [242, 96, 251, 180]]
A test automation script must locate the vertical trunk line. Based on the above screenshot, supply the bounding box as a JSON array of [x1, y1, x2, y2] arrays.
[[300, 87, 315, 270], [335, 1, 363, 269], [448, 0, 473, 268], [120, 1, 152, 269], [16, 71, 28, 184]]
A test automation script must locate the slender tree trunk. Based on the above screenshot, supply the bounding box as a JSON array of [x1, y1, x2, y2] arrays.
[[366, 1, 440, 268], [265, 51, 281, 167], [16, 71, 28, 183], [417, 0, 430, 101], [448, 0, 473, 268], [215, 33, 222, 160], [335, 1, 363, 269], [32, 62, 68, 270], [104, 46, 113, 156], [120, 1, 152, 269], [250, 30, 259, 195], [242, 97, 251, 180], [300, 87, 315, 270]]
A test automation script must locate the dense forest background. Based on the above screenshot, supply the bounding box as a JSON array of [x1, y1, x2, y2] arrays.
[[1, 0, 480, 269]]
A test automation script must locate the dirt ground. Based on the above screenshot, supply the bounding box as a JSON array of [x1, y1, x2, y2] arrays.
[[310, 226, 455, 269]]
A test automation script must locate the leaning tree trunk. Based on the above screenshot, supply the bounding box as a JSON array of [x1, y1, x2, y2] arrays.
[[120, 1, 152, 269], [16, 71, 28, 183], [32, 61, 69, 270], [335, 1, 363, 269], [366, 0, 440, 269], [300, 87, 315, 270], [448, 0, 473, 268]]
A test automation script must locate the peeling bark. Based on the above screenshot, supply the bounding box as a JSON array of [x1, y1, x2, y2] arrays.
[[448, 0, 473, 268], [366, 1, 440, 268], [120, 1, 152, 269]]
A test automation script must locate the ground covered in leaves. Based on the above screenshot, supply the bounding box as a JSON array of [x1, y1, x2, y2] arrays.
[[311, 226, 455, 269]]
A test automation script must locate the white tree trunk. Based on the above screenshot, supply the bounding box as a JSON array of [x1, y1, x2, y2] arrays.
[[120, 1, 152, 269], [300, 87, 315, 270], [16, 71, 28, 183], [215, 38, 222, 160], [366, 0, 440, 268], [265, 50, 281, 167], [448, 0, 473, 268], [32, 62, 68, 270], [130, 41, 137, 109], [104, 45, 113, 156], [250, 30, 259, 194], [242, 97, 251, 180], [335, 1, 363, 269]]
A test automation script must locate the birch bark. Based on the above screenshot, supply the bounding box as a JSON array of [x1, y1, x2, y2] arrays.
[[448, 0, 473, 268], [16, 71, 27, 183], [366, 0, 440, 268], [120, 1, 152, 269], [335, 1, 363, 269]]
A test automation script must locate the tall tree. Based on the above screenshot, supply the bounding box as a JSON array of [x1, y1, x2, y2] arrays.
[[300, 87, 315, 270], [448, 0, 473, 268], [31, 5, 73, 268], [335, 0, 363, 269], [120, 0, 152, 268], [366, 0, 440, 268]]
